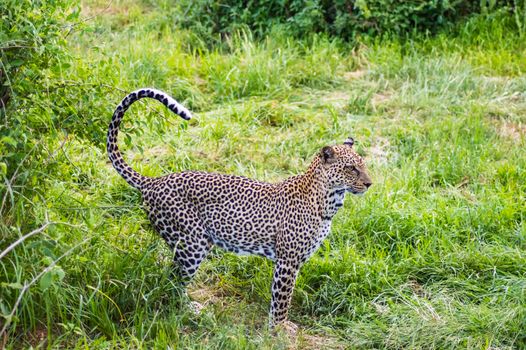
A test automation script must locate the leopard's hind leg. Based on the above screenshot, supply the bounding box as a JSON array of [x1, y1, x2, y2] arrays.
[[166, 218, 213, 314], [171, 231, 213, 283], [161, 208, 213, 283], [150, 202, 213, 284]]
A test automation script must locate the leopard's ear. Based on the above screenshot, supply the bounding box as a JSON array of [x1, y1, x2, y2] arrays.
[[321, 146, 336, 164], [343, 137, 354, 147]]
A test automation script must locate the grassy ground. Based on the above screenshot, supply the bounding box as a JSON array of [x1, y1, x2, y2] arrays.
[[1, 1, 525, 349]]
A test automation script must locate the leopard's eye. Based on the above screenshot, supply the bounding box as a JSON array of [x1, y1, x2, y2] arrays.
[[345, 165, 359, 174]]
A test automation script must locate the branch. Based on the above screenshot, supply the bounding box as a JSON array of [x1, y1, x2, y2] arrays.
[[0, 219, 82, 260], [0, 234, 92, 339]]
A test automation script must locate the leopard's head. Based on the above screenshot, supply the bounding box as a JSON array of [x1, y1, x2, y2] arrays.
[[319, 137, 372, 194]]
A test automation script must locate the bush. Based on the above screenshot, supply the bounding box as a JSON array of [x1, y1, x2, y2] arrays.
[[0, 0, 78, 224], [175, 0, 517, 42], [0, 0, 75, 117]]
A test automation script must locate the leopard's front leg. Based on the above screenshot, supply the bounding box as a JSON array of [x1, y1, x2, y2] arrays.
[[269, 258, 301, 329]]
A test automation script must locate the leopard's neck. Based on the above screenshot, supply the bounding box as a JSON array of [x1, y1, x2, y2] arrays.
[[299, 157, 346, 221], [321, 188, 346, 220]]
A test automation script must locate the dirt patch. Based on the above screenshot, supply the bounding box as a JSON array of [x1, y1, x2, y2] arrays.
[[189, 284, 345, 348], [406, 280, 430, 299], [194, 75, 207, 87], [188, 284, 224, 306], [481, 76, 509, 84], [497, 120, 525, 141], [372, 300, 390, 315], [144, 145, 171, 157], [26, 325, 48, 348], [367, 136, 391, 165], [326, 91, 351, 102], [82, 1, 126, 17], [343, 70, 367, 80], [323, 90, 351, 109], [371, 92, 392, 107], [81, 0, 149, 20], [291, 331, 346, 350]]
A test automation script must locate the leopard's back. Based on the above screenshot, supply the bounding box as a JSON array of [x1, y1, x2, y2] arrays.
[[143, 171, 286, 260]]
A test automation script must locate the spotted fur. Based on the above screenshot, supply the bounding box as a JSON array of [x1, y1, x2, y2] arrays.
[[107, 88, 372, 328]]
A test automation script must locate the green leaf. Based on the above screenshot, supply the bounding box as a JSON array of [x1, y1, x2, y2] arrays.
[[9, 59, 24, 67], [54, 267, 65, 282], [41, 247, 56, 260], [1, 136, 17, 147], [40, 271, 53, 291], [42, 256, 54, 265], [1, 282, 23, 289]]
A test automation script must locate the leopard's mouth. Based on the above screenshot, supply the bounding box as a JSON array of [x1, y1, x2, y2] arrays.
[[347, 188, 367, 195]]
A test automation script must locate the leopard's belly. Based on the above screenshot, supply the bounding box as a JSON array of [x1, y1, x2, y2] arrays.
[[304, 219, 332, 260], [208, 229, 277, 261]]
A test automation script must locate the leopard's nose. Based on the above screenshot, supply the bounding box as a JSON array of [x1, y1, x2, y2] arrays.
[[364, 182, 372, 188]]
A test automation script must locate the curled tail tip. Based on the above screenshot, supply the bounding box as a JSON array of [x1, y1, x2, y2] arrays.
[[108, 87, 192, 190], [175, 107, 192, 120], [132, 87, 192, 120]]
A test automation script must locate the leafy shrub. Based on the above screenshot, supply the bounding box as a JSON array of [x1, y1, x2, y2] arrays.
[[0, 0, 79, 224], [175, 0, 517, 42]]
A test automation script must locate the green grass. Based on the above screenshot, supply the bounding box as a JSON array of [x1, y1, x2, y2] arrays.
[[1, 0, 525, 349]]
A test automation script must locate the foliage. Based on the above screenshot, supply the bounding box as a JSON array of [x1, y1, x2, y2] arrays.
[[0, 0, 70, 105], [174, 0, 521, 42], [0, 0, 80, 232]]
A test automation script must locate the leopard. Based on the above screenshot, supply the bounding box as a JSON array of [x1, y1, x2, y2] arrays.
[[107, 88, 372, 329]]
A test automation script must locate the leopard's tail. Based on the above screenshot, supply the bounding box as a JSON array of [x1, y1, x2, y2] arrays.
[[107, 88, 192, 189]]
